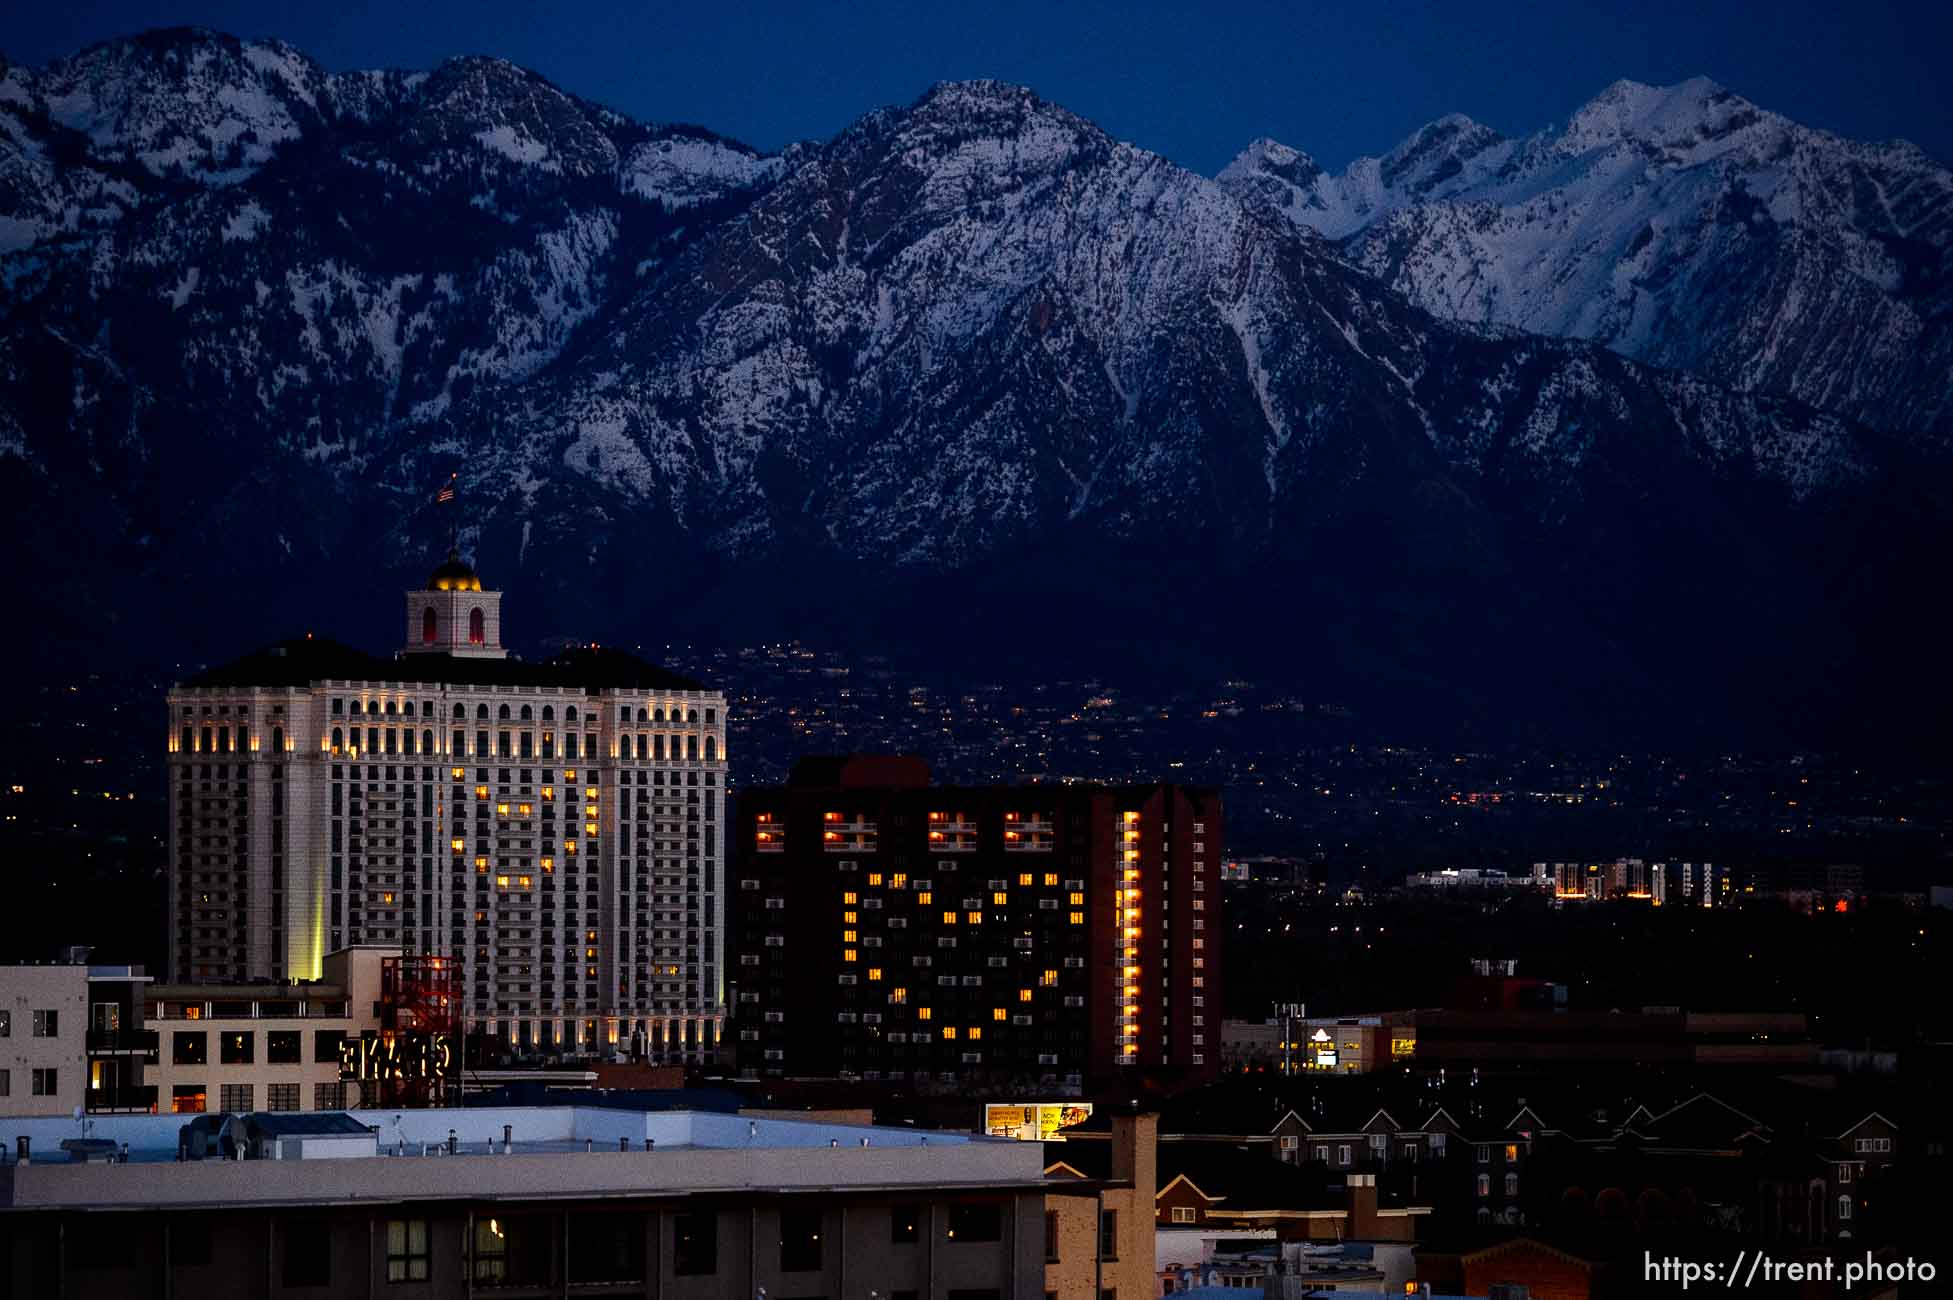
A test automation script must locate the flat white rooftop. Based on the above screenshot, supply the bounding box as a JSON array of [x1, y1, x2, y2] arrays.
[[1, 1107, 1048, 1211]]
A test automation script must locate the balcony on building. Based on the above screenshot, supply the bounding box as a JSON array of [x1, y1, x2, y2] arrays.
[[86, 1027, 160, 1062], [926, 810, 978, 853], [822, 810, 877, 853], [85, 1084, 159, 1114], [1002, 812, 1054, 852]]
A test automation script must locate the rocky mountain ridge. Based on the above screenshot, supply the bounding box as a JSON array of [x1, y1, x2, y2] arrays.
[[1, 33, 1945, 744], [1219, 77, 1953, 443]]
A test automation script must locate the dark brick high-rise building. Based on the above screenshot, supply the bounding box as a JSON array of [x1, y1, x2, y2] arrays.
[[731, 756, 1222, 1089]]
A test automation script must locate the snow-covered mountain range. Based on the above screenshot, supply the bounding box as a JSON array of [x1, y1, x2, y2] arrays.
[[1219, 77, 1953, 444], [1, 31, 1945, 740]]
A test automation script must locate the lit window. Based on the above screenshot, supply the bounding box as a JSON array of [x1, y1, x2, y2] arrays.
[[451, 838, 465, 852], [916, 892, 932, 905], [1069, 911, 1084, 925], [991, 891, 1008, 905], [993, 1008, 1006, 1021], [843, 950, 857, 963], [966, 911, 983, 925], [1019, 988, 1033, 1002], [1018, 873, 1033, 887], [843, 911, 858, 924], [942, 1027, 957, 1040], [1041, 970, 1058, 987], [842, 930, 857, 943], [843, 892, 858, 905], [868, 873, 883, 886], [475, 785, 488, 799], [942, 912, 957, 925], [868, 968, 883, 982], [496, 802, 510, 815], [968, 1027, 981, 1040], [890, 988, 907, 1004], [917, 1008, 932, 1021], [1043, 873, 1058, 886], [890, 873, 908, 889], [1069, 891, 1085, 905], [496, 875, 510, 887]]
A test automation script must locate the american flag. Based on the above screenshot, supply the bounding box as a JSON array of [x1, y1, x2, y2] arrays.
[[435, 475, 456, 504]]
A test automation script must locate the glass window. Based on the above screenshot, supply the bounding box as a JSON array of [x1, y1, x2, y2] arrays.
[[1099, 1208, 1119, 1260], [315, 1030, 346, 1063], [892, 1206, 919, 1244], [569, 1213, 642, 1284], [780, 1210, 822, 1272], [284, 1220, 331, 1288], [219, 1084, 254, 1113], [32, 1009, 58, 1037], [946, 1203, 1001, 1243], [220, 1031, 254, 1065], [173, 1031, 208, 1066], [267, 1031, 301, 1064], [674, 1211, 717, 1276], [171, 1085, 206, 1114], [386, 1219, 430, 1283]]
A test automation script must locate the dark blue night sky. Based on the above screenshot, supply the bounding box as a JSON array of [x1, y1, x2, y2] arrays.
[[5, 1, 1950, 173]]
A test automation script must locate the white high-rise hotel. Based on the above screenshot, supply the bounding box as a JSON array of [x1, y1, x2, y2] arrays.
[[165, 554, 729, 1060]]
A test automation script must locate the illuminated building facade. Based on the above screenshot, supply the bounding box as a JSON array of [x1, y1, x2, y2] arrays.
[[165, 557, 729, 1062], [730, 757, 1221, 1087]]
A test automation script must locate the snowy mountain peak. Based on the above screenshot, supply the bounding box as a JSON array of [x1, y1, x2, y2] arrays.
[[1377, 111, 1506, 194], [1219, 136, 1324, 186], [1219, 77, 1953, 442], [1556, 75, 1773, 155], [0, 33, 1939, 742]]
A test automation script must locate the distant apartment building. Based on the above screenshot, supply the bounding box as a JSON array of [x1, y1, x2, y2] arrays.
[[165, 553, 728, 1062], [1532, 858, 1669, 902], [1, 963, 149, 1118], [1405, 868, 1537, 891], [2, 949, 453, 1117], [730, 757, 1222, 1088]]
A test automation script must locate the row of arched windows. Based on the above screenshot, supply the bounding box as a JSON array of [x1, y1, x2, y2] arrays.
[[318, 728, 719, 761], [311, 697, 715, 734]]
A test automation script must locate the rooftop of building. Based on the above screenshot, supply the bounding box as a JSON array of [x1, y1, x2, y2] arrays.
[[0, 1106, 1053, 1212], [177, 636, 705, 693]]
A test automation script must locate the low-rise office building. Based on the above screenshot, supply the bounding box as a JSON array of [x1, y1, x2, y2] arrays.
[[141, 946, 392, 1114], [1, 1107, 1061, 1300]]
